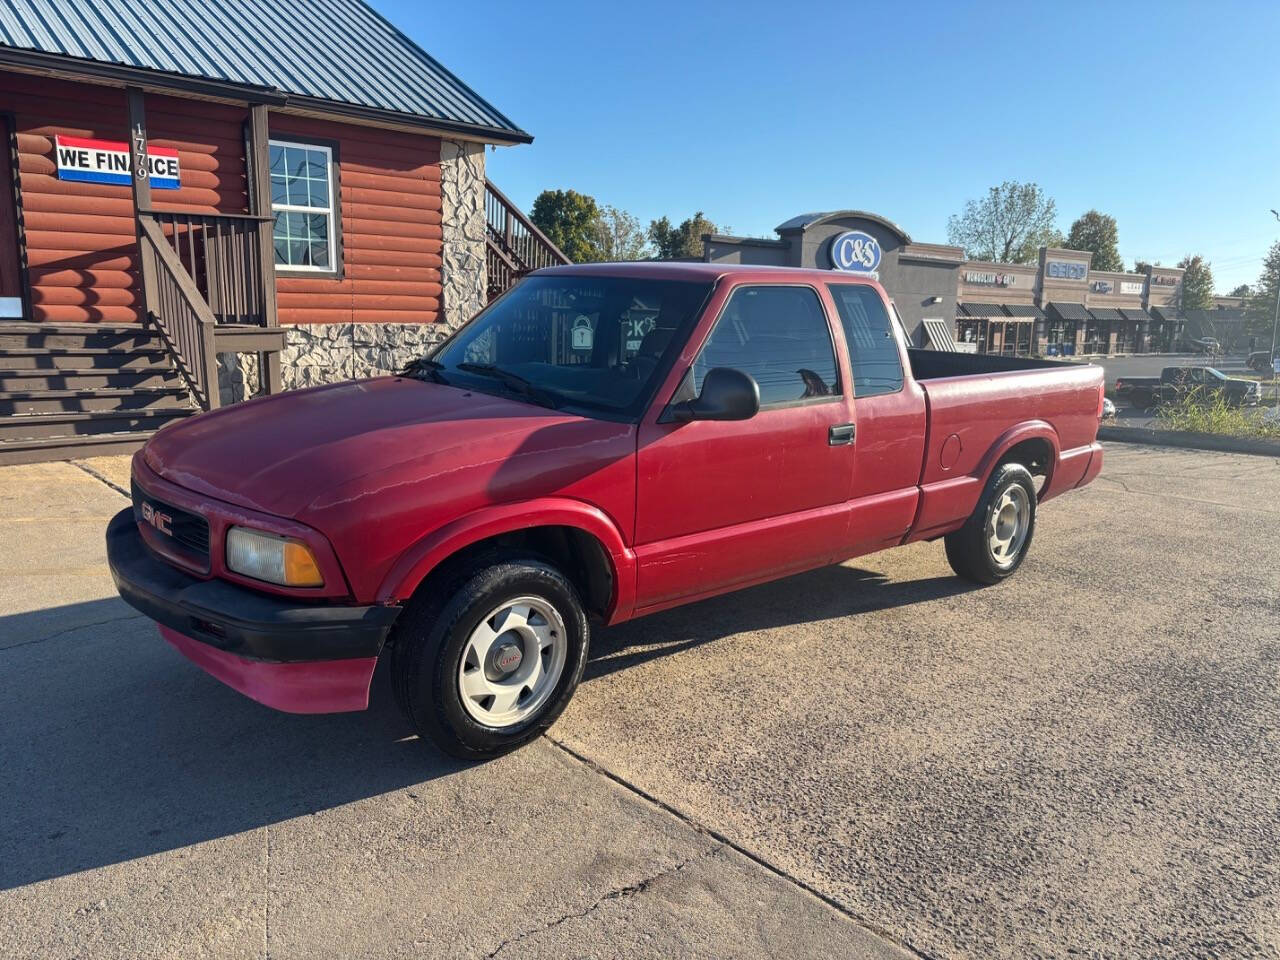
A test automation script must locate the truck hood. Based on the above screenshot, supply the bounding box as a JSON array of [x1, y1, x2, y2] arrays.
[[143, 378, 599, 518]]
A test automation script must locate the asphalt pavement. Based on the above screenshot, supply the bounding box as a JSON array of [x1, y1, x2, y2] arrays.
[[3, 447, 1279, 959]]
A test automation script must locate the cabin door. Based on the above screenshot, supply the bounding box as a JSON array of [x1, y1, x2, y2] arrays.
[[0, 117, 24, 319]]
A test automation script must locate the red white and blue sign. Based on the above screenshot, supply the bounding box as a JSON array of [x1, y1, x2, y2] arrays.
[[54, 135, 181, 190]]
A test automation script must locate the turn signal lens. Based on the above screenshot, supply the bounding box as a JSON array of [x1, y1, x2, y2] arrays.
[[226, 526, 324, 587]]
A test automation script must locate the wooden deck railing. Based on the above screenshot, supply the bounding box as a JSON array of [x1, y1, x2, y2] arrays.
[[484, 181, 569, 300], [147, 211, 274, 325], [138, 216, 219, 410]]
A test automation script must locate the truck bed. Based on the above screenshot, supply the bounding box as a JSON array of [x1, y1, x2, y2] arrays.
[[907, 348, 1074, 380], [903, 349, 1105, 542]]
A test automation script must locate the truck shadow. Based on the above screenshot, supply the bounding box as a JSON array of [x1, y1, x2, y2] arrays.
[[0, 564, 975, 891], [588, 563, 978, 682]]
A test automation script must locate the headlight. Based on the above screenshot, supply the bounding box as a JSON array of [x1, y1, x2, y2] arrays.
[[225, 526, 324, 587]]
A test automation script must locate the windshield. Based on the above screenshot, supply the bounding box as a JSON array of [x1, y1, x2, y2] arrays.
[[428, 275, 711, 417]]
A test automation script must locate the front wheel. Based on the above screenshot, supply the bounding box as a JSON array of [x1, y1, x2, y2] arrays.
[[391, 554, 589, 759], [944, 463, 1037, 585]]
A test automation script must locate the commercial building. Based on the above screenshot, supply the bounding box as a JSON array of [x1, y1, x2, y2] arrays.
[[704, 211, 1187, 358], [0, 0, 563, 463]]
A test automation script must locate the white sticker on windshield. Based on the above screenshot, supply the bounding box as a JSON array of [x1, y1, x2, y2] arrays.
[[571, 316, 594, 351]]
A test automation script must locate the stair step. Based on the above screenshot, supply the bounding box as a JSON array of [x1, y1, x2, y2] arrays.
[[0, 431, 164, 466], [0, 348, 168, 369], [0, 407, 195, 441], [0, 322, 149, 334], [0, 368, 182, 390], [0, 387, 191, 416], [0, 330, 162, 350]]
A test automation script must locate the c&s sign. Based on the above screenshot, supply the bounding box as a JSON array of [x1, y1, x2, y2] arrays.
[[829, 231, 881, 274]]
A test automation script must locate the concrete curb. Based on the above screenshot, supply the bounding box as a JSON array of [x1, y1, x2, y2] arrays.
[[1099, 425, 1280, 457]]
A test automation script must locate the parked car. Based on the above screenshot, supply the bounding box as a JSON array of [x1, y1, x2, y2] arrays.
[[1180, 337, 1222, 355], [1101, 396, 1116, 420], [1115, 366, 1262, 409], [1248, 350, 1278, 375], [107, 263, 1105, 758]]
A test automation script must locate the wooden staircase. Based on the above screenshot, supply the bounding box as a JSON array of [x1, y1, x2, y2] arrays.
[[0, 322, 198, 465], [484, 182, 570, 301]]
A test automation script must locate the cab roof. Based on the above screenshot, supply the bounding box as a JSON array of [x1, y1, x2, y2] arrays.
[[529, 261, 883, 288]]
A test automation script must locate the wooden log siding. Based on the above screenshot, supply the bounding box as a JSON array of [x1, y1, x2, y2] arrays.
[[269, 116, 443, 327], [1, 69, 249, 324]]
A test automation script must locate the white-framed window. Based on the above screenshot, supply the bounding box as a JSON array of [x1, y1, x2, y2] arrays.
[[269, 139, 336, 273]]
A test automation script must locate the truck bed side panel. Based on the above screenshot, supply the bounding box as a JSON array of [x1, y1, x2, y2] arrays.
[[909, 364, 1103, 541]]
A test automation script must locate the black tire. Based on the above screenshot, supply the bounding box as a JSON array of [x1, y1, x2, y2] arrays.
[[944, 463, 1038, 585], [390, 553, 589, 760]]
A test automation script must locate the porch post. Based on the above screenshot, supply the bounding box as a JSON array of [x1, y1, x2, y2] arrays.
[[247, 102, 283, 395], [126, 88, 157, 327]]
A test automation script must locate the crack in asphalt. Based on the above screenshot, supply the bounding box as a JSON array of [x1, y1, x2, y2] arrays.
[[482, 845, 723, 959], [543, 735, 936, 960], [69, 459, 130, 500], [0, 613, 146, 653]]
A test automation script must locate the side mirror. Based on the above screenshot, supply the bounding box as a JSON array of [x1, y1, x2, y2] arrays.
[[665, 367, 760, 423]]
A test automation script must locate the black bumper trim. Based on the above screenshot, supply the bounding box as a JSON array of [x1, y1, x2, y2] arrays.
[[106, 509, 400, 662]]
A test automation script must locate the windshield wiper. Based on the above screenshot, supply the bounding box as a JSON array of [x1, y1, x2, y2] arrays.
[[455, 362, 563, 409], [401, 356, 450, 384]]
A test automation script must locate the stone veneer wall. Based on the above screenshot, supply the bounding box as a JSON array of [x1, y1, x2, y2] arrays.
[[439, 138, 488, 332], [219, 138, 489, 405]]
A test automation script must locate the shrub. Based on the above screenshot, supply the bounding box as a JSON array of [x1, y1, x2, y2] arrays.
[[1154, 389, 1280, 440]]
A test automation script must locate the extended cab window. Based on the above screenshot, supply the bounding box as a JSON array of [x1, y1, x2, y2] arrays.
[[827, 284, 904, 397], [693, 285, 838, 406]]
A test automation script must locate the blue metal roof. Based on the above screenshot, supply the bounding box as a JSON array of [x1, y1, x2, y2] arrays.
[[0, 0, 529, 142]]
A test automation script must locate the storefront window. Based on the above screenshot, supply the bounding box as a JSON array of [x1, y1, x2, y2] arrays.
[[269, 139, 337, 273]]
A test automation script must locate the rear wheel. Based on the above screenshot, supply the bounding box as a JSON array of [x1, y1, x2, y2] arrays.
[[391, 554, 589, 759], [945, 463, 1037, 585]]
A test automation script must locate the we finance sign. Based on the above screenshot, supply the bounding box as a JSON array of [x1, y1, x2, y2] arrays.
[[54, 136, 181, 190]]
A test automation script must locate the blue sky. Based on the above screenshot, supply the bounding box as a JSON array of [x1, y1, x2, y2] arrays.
[[377, 0, 1280, 291]]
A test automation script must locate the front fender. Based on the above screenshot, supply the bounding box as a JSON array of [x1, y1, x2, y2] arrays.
[[375, 498, 638, 622]]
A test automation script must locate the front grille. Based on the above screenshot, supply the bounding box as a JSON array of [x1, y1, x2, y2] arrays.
[[132, 478, 211, 565]]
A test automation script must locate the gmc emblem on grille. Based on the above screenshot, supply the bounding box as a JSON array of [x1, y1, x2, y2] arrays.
[[141, 502, 173, 536]]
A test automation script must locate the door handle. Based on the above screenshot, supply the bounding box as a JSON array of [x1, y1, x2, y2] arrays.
[[828, 423, 855, 446]]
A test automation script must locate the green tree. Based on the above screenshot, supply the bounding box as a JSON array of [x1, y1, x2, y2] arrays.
[[1063, 210, 1123, 272], [530, 189, 603, 263], [1246, 241, 1280, 339], [649, 211, 719, 260], [1132, 259, 1154, 275], [1177, 255, 1214, 311], [592, 205, 651, 261], [946, 181, 1061, 264], [1228, 284, 1251, 298]]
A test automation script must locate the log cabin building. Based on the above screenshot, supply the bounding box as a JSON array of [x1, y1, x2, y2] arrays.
[[0, 0, 565, 464]]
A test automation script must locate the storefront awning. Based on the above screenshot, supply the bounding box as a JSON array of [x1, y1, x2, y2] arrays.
[[959, 302, 1006, 319], [1149, 306, 1185, 323], [1047, 302, 1091, 322], [1002, 304, 1045, 321], [1087, 308, 1126, 322], [1120, 308, 1151, 324], [923, 319, 957, 351]]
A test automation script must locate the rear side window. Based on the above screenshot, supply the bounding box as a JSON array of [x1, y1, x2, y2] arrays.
[[693, 285, 838, 407], [828, 284, 904, 397]]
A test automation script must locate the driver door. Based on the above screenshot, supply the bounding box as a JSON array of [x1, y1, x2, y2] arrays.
[[633, 283, 855, 612]]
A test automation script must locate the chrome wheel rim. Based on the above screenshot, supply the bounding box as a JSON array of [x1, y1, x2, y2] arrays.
[[458, 596, 567, 728], [988, 484, 1030, 569]]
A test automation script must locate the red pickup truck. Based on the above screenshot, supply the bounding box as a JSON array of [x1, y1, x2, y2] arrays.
[[108, 263, 1104, 758]]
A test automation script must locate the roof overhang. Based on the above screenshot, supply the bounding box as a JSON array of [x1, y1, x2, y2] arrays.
[[774, 210, 912, 245], [0, 45, 533, 145]]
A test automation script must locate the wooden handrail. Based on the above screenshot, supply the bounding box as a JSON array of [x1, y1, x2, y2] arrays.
[[484, 181, 569, 264], [138, 216, 219, 410], [484, 181, 571, 302]]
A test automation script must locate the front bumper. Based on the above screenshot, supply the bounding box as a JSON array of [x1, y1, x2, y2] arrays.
[[106, 509, 400, 712]]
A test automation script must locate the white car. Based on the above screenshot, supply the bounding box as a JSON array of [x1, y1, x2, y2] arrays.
[[1101, 396, 1116, 420]]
